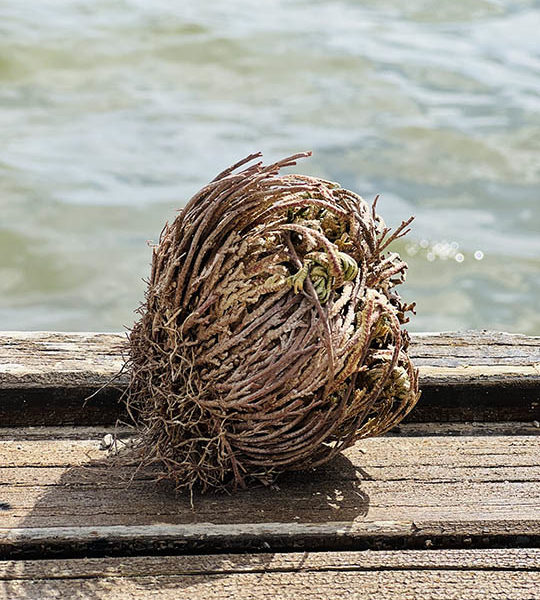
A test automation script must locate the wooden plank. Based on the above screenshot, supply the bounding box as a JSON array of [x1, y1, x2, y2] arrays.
[[0, 332, 127, 388], [1, 551, 539, 599], [2, 331, 539, 389], [1, 331, 539, 426], [3, 570, 538, 600], [1, 428, 538, 558], [2, 428, 539, 472], [3, 548, 540, 579]]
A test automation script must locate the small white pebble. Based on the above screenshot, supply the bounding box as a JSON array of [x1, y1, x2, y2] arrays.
[[533, 421, 540, 428], [99, 433, 114, 450]]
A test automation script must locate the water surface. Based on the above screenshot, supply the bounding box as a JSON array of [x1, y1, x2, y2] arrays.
[[1, 1, 539, 333]]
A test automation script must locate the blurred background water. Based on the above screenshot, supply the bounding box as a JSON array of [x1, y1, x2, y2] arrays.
[[1, 0, 539, 334]]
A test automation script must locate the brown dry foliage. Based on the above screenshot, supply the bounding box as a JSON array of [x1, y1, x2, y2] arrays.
[[128, 152, 420, 492]]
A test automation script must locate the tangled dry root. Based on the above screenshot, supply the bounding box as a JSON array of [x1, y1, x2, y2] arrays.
[[128, 152, 420, 492]]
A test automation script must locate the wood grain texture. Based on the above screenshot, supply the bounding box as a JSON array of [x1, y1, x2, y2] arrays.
[[3, 548, 539, 579], [2, 330, 539, 388], [2, 333, 539, 598], [1, 572, 538, 600], [1, 428, 538, 558], [1, 551, 539, 600], [1, 330, 539, 425]]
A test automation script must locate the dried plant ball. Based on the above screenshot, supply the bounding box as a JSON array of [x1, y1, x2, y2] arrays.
[[128, 152, 420, 492]]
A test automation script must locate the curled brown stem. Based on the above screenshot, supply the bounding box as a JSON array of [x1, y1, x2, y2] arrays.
[[128, 152, 420, 493]]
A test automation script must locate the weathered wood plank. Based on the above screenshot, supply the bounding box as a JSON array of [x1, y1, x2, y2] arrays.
[[2, 331, 539, 389], [1, 553, 539, 600], [2, 548, 539, 579], [0, 332, 127, 388], [2, 428, 538, 472], [1, 331, 539, 425], [1, 550, 539, 600], [3, 571, 538, 600], [2, 331, 540, 387], [1, 429, 538, 558]]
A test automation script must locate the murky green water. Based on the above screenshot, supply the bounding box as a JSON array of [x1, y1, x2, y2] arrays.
[[1, 1, 539, 333]]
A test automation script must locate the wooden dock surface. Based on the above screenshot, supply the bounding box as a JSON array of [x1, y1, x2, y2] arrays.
[[1, 331, 539, 598]]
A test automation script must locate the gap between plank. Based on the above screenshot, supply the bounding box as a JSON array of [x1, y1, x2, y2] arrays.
[[2, 522, 539, 561]]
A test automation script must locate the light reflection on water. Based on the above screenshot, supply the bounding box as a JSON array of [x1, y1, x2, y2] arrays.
[[0, 0, 539, 334]]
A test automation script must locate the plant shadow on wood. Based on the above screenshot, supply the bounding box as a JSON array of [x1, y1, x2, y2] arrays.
[[4, 442, 370, 599]]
